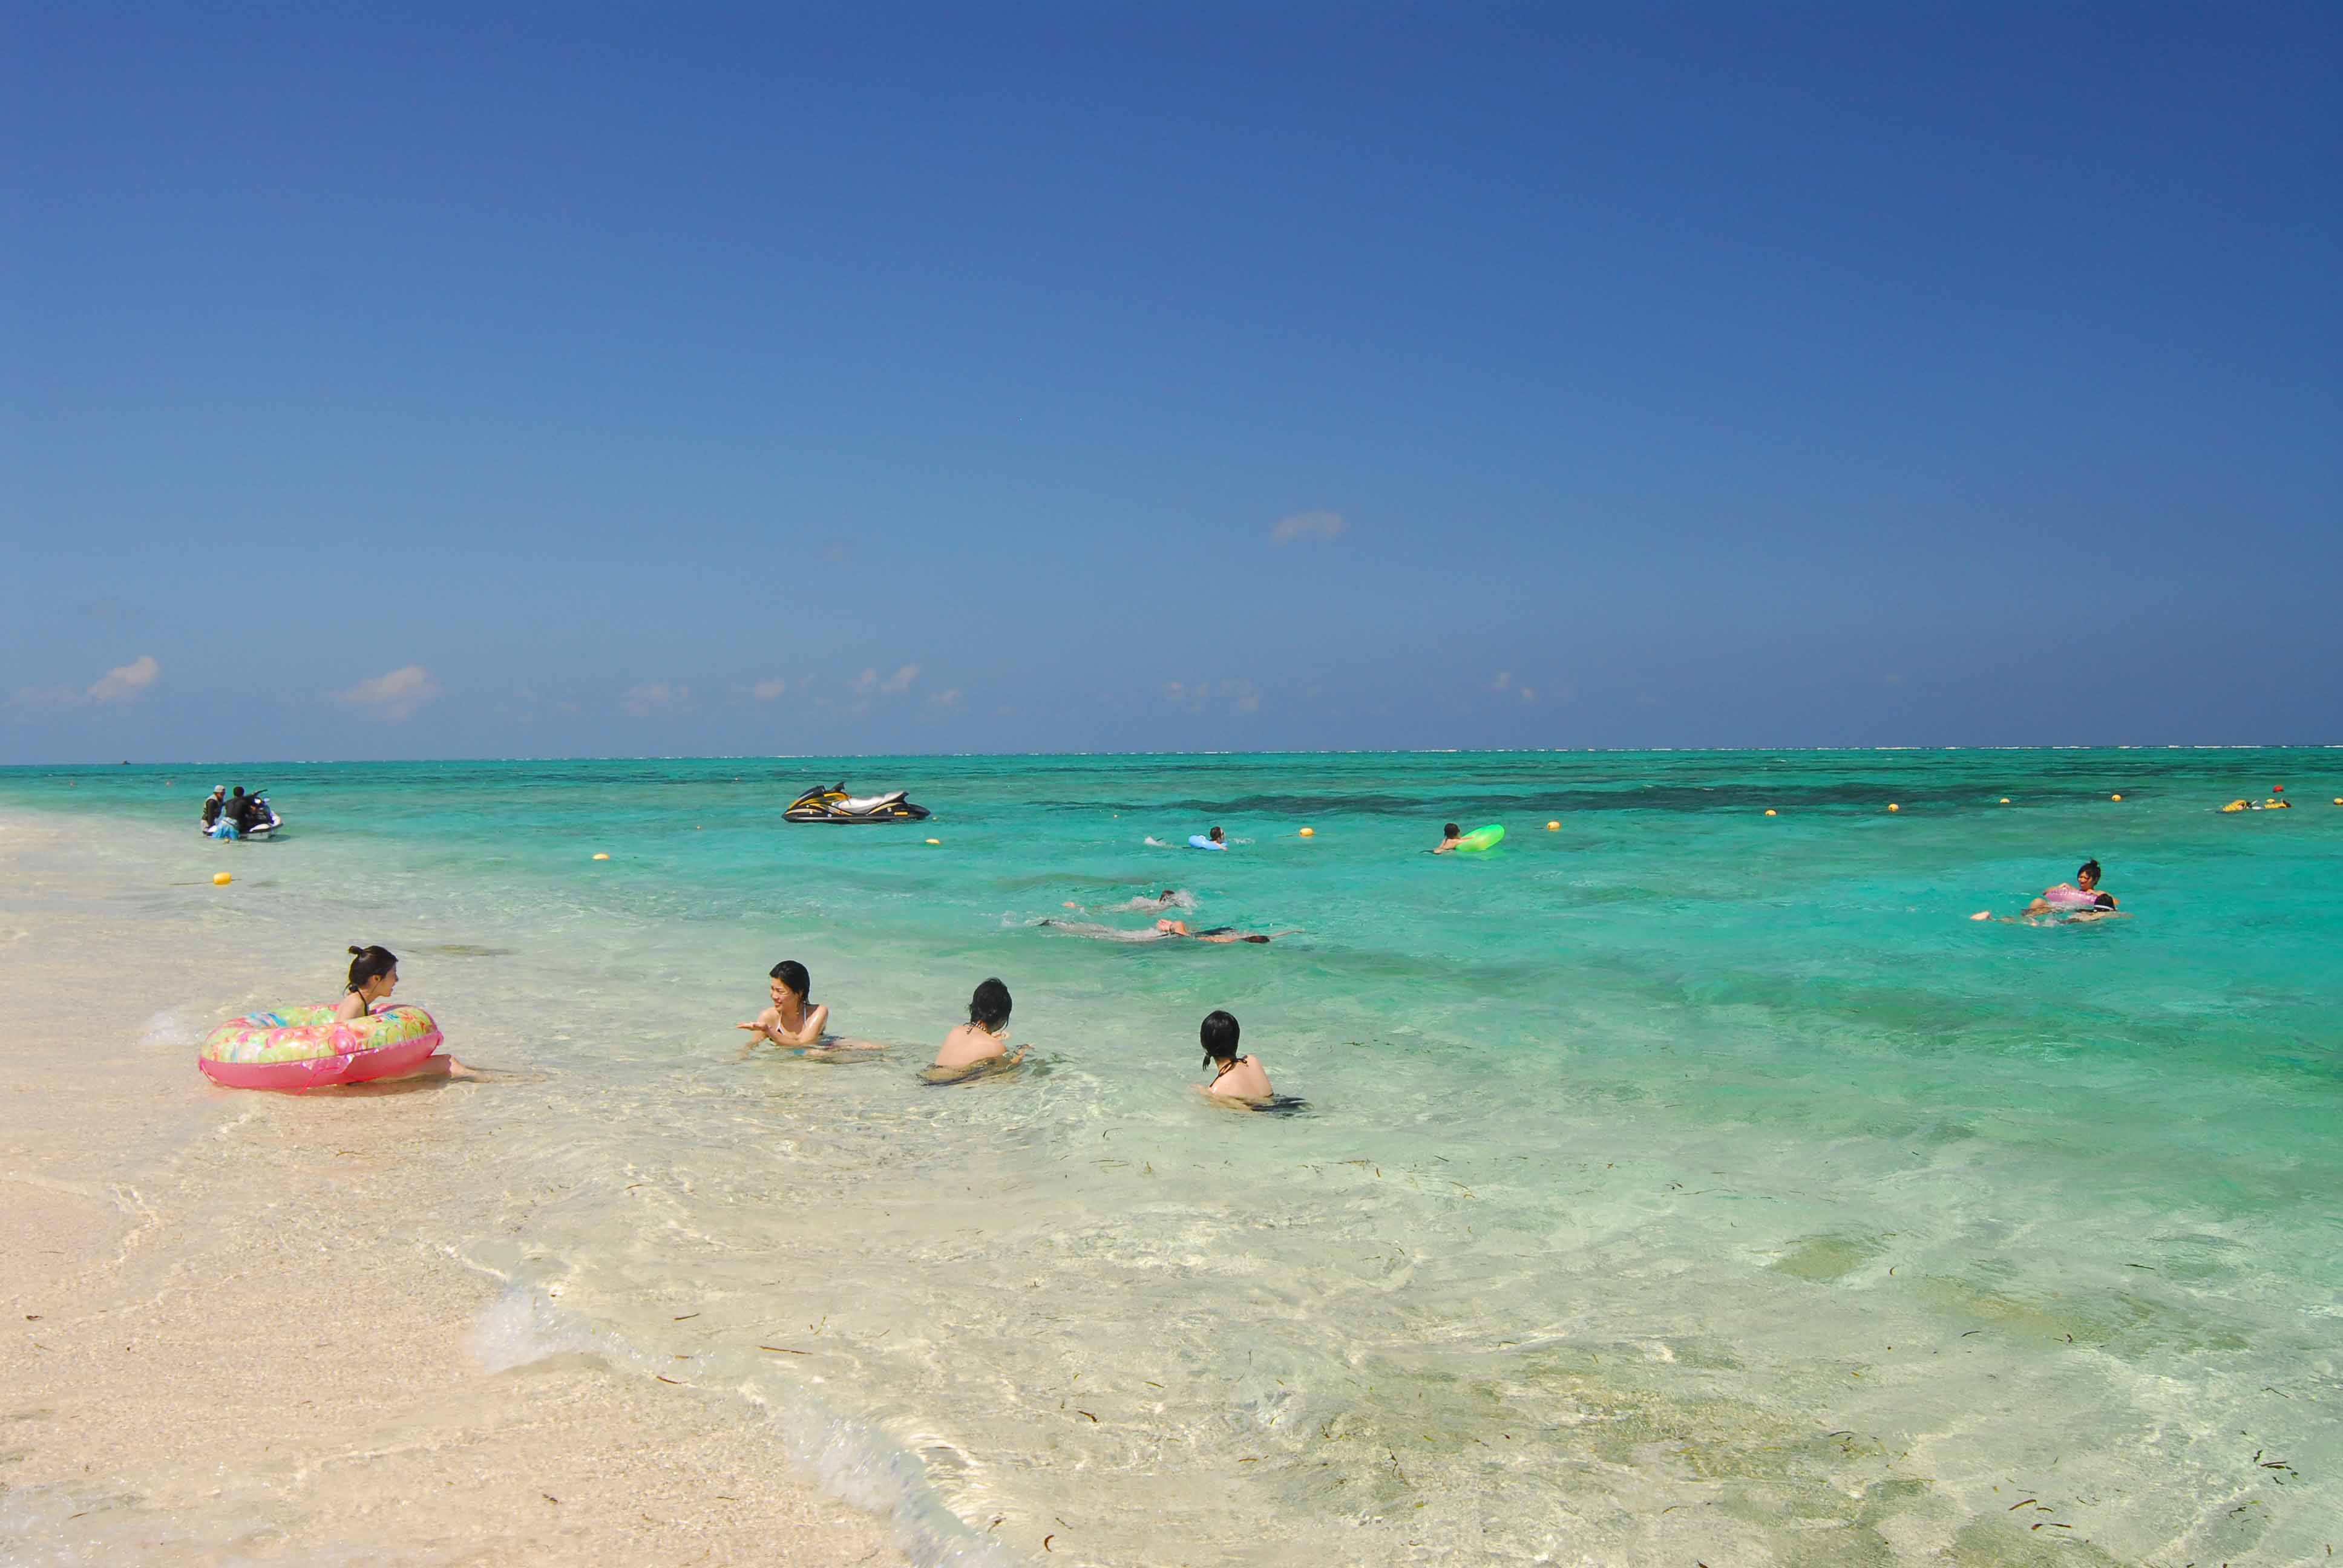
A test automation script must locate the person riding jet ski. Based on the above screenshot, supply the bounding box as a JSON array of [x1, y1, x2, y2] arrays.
[[241, 790, 284, 839], [784, 782, 932, 823]]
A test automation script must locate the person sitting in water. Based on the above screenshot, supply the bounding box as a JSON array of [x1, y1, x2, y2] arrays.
[[925, 977, 1027, 1081], [1196, 1010, 1273, 1103], [335, 945, 477, 1078], [1156, 919, 1274, 944], [738, 961, 882, 1058], [1432, 822, 1464, 854], [201, 786, 227, 831], [2022, 858, 2117, 918]]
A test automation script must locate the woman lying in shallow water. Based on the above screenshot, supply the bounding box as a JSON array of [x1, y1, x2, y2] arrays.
[[738, 961, 885, 1060]]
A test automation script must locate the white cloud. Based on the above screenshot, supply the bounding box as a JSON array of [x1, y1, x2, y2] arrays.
[[1492, 671, 1512, 691], [619, 682, 690, 717], [1270, 509, 1346, 546], [337, 664, 436, 719], [88, 655, 160, 703], [850, 664, 920, 698], [1162, 678, 1259, 715], [752, 678, 788, 702], [926, 687, 963, 711]]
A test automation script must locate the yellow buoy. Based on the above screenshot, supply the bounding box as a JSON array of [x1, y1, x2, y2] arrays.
[[2333, 797, 2341, 806], [1999, 797, 2010, 805], [1545, 820, 1560, 830], [591, 852, 609, 861], [1763, 809, 1776, 816], [925, 837, 941, 845], [211, 871, 232, 886], [2111, 794, 2122, 802], [1887, 803, 1899, 812], [1299, 827, 1314, 837]]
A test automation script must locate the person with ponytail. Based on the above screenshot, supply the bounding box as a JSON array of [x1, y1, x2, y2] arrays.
[[333, 945, 476, 1078], [738, 961, 883, 1059]]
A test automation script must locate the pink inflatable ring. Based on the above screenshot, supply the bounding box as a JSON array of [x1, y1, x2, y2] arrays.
[[198, 1004, 445, 1090]]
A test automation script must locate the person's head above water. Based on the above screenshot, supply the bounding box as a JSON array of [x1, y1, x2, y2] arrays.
[[1200, 1009, 1240, 1068], [1208, 826, 1224, 843], [346, 944, 399, 996], [2076, 859, 2102, 889], [231, 786, 245, 799], [969, 977, 1012, 1030], [1159, 889, 1176, 901], [1443, 823, 1460, 840], [768, 959, 811, 1008]]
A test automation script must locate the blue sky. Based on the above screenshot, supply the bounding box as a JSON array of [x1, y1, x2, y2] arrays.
[[5, 5, 2337, 760]]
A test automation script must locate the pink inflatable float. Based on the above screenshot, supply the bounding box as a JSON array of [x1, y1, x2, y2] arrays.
[[198, 1004, 444, 1089]]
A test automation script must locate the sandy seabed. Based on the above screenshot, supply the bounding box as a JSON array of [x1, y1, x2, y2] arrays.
[[0, 814, 902, 1566]]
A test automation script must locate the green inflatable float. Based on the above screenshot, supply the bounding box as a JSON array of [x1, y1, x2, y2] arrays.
[[1454, 823, 1504, 852]]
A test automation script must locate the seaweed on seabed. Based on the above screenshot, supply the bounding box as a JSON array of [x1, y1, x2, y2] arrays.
[[918, 1053, 1043, 1088], [1222, 1094, 1311, 1118]]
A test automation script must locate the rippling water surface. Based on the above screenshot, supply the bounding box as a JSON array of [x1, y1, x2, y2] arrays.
[[8, 750, 2339, 1565]]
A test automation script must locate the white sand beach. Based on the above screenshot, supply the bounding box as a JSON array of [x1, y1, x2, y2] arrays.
[[0, 812, 903, 1565]]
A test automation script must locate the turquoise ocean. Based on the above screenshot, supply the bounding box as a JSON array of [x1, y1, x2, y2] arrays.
[[5, 750, 2338, 1565]]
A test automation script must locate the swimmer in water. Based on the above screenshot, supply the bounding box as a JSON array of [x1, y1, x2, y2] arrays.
[[2020, 858, 2117, 919], [1060, 889, 1189, 913], [1196, 1010, 1273, 1103], [1156, 920, 1274, 944], [1040, 916, 1285, 944], [1431, 822, 1464, 854], [923, 977, 1027, 1082], [738, 960, 883, 1059], [1973, 860, 2123, 923]]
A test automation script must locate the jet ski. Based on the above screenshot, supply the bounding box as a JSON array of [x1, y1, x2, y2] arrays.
[[784, 782, 932, 824]]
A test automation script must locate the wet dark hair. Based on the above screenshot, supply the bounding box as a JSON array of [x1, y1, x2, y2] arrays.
[[768, 960, 811, 1002], [231, 785, 246, 797], [2093, 892, 2117, 909], [1443, 823, 1460, 838], [969, 978, 1012, 1030], [1159, 889, 1175, 901], [2077, 858, 2102, 882], [1208, 826, 1224, 841], [346, 944, 398, 993], [1200, 1009, 1240, 1066]]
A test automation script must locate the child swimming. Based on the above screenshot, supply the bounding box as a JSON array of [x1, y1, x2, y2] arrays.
[[923, 978, 1027, 1083], [335, 944, 477, 1080], [1196, 1009, 1273, 1103], [738, 961, 883, 1059]]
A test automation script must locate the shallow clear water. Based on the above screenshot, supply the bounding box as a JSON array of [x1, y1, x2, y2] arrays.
[[8, 750, 2340, 1564]]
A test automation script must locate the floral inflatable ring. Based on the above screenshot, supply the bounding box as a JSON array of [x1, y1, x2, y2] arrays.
[[198, 1004, 444, 1090]]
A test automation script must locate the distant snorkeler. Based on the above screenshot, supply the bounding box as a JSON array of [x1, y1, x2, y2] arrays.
[[1038, 918, 1288, 945], [1057, 889, 1194, 914]]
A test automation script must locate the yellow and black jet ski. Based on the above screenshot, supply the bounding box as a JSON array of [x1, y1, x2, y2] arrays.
[[784, 782, 933, 824]]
